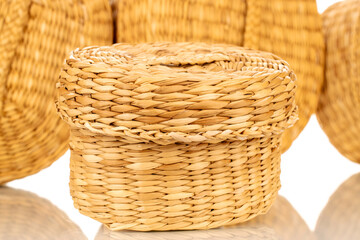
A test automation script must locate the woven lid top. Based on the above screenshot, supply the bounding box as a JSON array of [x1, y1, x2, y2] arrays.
[[57, 42, 297, 144]]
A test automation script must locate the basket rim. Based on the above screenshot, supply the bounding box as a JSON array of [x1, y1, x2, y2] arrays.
[[57, 42, 298, 144]]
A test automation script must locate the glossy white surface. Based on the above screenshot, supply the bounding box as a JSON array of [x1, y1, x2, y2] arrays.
[[4, 0, 358, 239]]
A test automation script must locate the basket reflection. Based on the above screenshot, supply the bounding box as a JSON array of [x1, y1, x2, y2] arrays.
[[316, 173, 360, 240], [0, 187, 86, 240]]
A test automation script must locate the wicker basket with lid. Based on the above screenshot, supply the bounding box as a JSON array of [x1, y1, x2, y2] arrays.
[[0, 0, 113, 184], [114, 0, 323, 152], [56, 42, 297, 231]]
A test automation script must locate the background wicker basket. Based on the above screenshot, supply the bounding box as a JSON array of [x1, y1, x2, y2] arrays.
[[56, 42, 297, 231], [115, 0, 246, 46], [95, 196, 314, 240], [114, 0, 323, 152], [315, 173, 360, 240], [0, 0, 113, 184], [316, 0, 360, 163], [0, 187, 86, 240], [244, 0, 324, 152]]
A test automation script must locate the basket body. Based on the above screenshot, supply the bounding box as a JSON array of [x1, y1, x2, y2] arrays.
[[70, 128, 281, 231], [56, 42, 297, 231], [316, 0, 360, 163], [115, 0, 323, 152], [0, 0, 113, 184]]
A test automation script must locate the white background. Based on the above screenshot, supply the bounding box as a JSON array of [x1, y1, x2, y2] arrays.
[[7, 0, 358, 239]]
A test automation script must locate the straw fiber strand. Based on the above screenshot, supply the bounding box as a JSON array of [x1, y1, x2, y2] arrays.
[[56, 42, 297, 231], [0, 0, 113, 184], [317, 0, 360, 163], [244, 0, 324, 152]]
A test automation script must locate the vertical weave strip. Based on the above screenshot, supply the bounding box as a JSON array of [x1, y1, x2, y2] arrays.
[[0, 0, 113, 184], [56, 42, 298, 231], [316, 0, 360, 163]]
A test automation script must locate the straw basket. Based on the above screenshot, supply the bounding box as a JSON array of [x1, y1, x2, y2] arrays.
[[56, 42, 297, 231], [315, 173, 360, 240], [0, 187, 86, 240], [244, 0, 324, 151], [95, 196, 315, 239], [0, 0, 113, 184], [115, 0, 323, 152], [316, 0, 360, 163]]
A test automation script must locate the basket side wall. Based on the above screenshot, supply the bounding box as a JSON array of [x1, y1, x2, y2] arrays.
[[69, 127, 282, 231]]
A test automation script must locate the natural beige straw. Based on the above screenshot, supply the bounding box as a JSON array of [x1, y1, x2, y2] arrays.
[[56, 42, 298, 231]]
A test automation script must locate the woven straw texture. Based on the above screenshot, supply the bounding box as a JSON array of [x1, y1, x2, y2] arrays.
[[56, 42, 297, 231], [95, 196, 314, 239], [315, 173, 360, 240], [0, 187, 86, 240], [0, 0, 113, 184], [116, 0, 246, 46], [316, 0, 360, 163], [244, 0, 324, 152], [114, 0, 323, 152]]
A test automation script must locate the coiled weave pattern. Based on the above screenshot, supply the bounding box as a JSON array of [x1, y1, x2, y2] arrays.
[[317, 0, 360, 163], [0, 0, 113, 184], [56, 42, 297, 231], [115, 0, 323, 152]]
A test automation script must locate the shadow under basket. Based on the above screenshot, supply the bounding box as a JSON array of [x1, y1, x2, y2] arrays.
[[56, 42, 298, 231]]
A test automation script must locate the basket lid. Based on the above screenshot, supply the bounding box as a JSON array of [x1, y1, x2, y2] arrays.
[[57, 42, 298, 144]]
